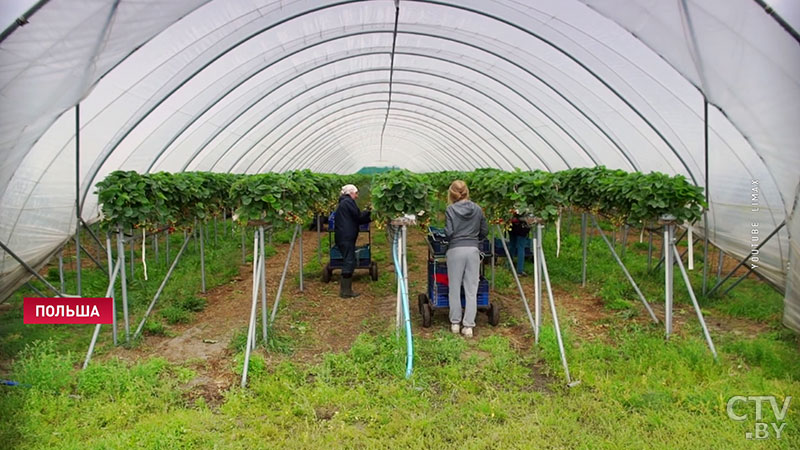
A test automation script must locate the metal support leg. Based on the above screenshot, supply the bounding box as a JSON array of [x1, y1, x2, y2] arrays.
[[702, 213, 709, 295], [298, 224, 304, 292], [241, 227, 246, 265], [83, 258, 122, 369], [259, 226, 268, 345], [490, 228, 496, 290], [647, 230, 653, 270], [591, 216, 658, 323], [0, 239, 65, 297], [496, 226, 536, 335], [672, 244, 717, 358], [581, 213, 587, 287], [655, 229, 688, 271], [539, 243, 574, 385], [117, 228, 130, 343], [105, 233, 116, 346], [535, 225, 543, 344], [665, 225, 674, 340], [199, 222, 206, 293], [707, 220, 785, 297], [270, 225, 299, 323], [133, 234, 192, 339], [58, 250, 65, 293], [129, 228, 134, 279], [242, 231, 262, 388]]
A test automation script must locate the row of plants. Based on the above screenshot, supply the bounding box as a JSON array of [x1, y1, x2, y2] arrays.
[[96, 167, 704, 231], [375, 167, 705, 227], [96, 170, 370, 230]]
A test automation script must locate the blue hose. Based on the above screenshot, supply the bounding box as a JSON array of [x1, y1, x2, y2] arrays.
[[392, 227, 414, 378]]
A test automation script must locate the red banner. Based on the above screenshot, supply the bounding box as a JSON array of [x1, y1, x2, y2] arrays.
[[23, 298, 113, 324]]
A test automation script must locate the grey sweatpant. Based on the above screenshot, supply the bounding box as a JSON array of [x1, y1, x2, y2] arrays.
[[446, 246, 480, 327]]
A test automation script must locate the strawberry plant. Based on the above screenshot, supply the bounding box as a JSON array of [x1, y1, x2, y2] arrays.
[[371, 169, 432, 227]]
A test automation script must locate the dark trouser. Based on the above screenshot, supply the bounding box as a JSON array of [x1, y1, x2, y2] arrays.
[[337, 240, 356, 276]]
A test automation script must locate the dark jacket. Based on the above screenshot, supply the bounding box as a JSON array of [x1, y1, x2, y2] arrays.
[[510, 215, 531, 237], [334, 194, 371, 244], [445, 200, 488, 249]]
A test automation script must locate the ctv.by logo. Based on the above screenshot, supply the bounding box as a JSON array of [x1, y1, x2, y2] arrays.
[[727, 395, 791, 440]]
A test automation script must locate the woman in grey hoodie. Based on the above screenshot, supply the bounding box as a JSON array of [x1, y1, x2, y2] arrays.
[[444, 180, 489, 338]]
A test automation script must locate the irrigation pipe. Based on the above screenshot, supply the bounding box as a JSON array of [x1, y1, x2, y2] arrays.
[[392, 225, 414, 379]]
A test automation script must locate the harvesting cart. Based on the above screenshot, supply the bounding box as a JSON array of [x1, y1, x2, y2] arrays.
[[417, 226, 499, 327], [321, 211, 379, 282]]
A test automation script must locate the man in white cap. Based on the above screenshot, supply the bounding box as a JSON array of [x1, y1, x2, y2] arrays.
[[334, 184, 372, 297]]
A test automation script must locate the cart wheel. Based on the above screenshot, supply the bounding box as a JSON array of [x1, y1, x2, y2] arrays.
[[488, 302, 500, 326], [370, 261, 379, 281], [417, 293, 428, 315], [421, 302, 432, 328], [321, 264, 332, 283]]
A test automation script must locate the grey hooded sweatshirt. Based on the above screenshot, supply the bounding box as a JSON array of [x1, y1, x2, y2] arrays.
[[445, 200, 489, 249]]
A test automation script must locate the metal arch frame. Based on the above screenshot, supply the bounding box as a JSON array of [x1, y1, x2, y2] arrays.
[[233, 66, 569, 173], [245, 98, 510, 175], [245, 93, 525, 175], [235, 95, 498, 172], [166, 44, 612, 174], [410, 0, 699, 185], [272, 107, 484, 172], [78, 14, 672, 210], [245, 75, 551, 173], [76, 0, 701, 216], [261, 110, 474, 173], [195, 72, 507, 173], [310, 128, 452, 173], [288, 108, 491, 172], [312, 126, 451, 174], [281, 111, 475, 173]]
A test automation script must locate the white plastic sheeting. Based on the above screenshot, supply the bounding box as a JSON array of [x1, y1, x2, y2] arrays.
[[0, 0, 798, 330]]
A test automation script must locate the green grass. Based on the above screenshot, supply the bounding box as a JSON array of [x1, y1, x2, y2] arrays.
[[1, 218, 798, 449], [2, 324, 797, 449]]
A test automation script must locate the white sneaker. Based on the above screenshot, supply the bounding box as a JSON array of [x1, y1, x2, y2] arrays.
[[461, 327, 473, 338], [450, 323, 461, 334]]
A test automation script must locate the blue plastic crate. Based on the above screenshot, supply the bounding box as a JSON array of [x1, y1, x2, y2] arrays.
[[427, 259, 489, 309], [329, 244, 371, 268]]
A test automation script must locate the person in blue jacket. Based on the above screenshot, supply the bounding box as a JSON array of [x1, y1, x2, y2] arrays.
[[334, 184, 372, 298]]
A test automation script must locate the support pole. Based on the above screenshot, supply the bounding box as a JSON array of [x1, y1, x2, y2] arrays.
[[270, 225, 299, 323], [58, 250, 65, 293], [664, 224, 674, 339], [105, 233, 116, 346], [647, 229, 654, 270], [24, 282, 46, 297], [702, 97, 710, 294], [80, 219, 108, 261], [242, 231, 262, 388], [82, 258, 122, 369], [79, 242, 108, 275], [75, 105, 81, 296], [535, 225, 543, 344], [317, 215, 322, 266], [0, 239, 65, 297], [707, 220, 785, 297], [654, 229, 688, 271], [673, 244, 717, 358], [621, 225, 628, 259], [298, 224, 304, 292], [198, 221, 206, 293], [166, 230, 170, 264], [496, 225, 537, 336], [591, 216, 658, 323], [241, 227, 246, 265], [154, 232, 159, 264], [490, 227, 496, 290], [539, 239, 573, 385], [716, 247, 724, 282], [581, 213, 587, 287], [259, 226, 268, 345], [129, 228, 134, 279], [117, 228, 130, 343], [133, 234, 192, 339]]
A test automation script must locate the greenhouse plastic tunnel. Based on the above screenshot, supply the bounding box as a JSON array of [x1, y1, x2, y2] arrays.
[[0, 0, 798, 333]]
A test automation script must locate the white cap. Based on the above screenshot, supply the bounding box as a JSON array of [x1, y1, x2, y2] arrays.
[[341, 184, 358, 195]]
